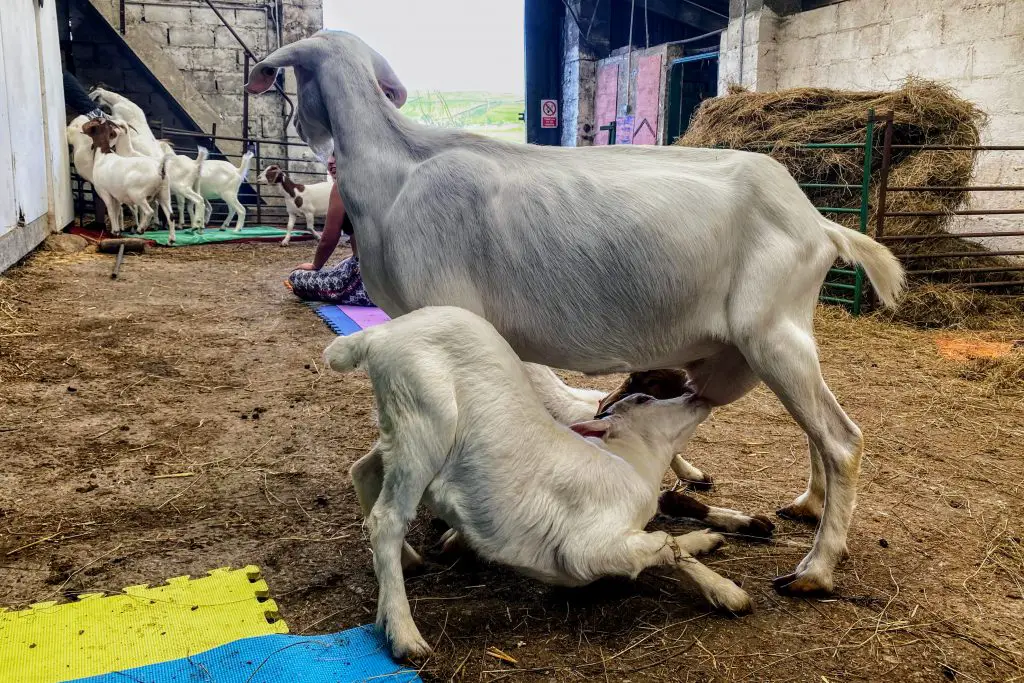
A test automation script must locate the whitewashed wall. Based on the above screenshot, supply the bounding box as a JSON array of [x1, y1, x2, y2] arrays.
[[0, 0, 73, 273], [719, 0, 1024, 250]]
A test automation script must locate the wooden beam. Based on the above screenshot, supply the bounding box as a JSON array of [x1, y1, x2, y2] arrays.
[[643, 0, 728, 32]]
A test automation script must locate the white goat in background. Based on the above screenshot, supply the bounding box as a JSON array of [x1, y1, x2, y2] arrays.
[[89, 87, 164, 160], [197, 151, 255, 231], [81, 119, 176, 242], [158, 142, 209, 230], [325, 306, 760, 660], [247, 31, 906, 597]]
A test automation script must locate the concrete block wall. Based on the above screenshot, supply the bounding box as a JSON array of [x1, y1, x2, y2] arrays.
[[719, 0, 1024, 250], [74, 0, 325, 208], [718, 7, 780, 92]]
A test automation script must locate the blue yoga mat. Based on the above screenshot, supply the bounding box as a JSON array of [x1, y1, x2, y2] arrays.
[[70, 625, 421, 683], [308, 303, 391, 336]]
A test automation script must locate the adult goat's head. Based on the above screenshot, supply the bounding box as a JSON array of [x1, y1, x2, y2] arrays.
[[244, 31, 407, 159]]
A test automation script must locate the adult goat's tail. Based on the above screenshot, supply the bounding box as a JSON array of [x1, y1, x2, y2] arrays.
[[323, 333, 370, 374], [193, 146, 209, 194], [823, 220, 906, 309], [237, 149, 255, 182]]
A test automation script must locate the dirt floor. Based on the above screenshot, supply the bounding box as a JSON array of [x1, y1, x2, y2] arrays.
[[1, 242, 1022, 682]]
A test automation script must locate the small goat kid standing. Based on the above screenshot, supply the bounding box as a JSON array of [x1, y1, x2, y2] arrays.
[[259, 165, 332, 244], [325, 306, 759, 660]]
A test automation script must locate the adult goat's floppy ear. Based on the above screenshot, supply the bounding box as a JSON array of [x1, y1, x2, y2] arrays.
[[245, 36, 323, 94]]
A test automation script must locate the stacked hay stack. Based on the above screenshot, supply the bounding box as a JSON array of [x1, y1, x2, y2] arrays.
[[677, 79, 1024, 322]]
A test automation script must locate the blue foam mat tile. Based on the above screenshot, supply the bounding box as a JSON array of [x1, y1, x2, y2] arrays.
[[306, 302, 362, 336], [69, 625, 421, 683]]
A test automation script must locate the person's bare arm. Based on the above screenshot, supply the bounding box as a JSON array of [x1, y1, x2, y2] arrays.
[[297, 181, 345, 270]]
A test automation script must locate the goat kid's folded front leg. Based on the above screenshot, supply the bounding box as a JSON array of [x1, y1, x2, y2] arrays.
[[610, 529, 752, 614]]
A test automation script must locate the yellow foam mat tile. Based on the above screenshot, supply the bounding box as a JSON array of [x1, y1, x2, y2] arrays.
[[0, 565, 288, 683]]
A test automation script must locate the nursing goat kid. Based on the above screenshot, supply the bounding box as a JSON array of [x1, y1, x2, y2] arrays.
[[247, 31, 906, 596], [325, 306, 763, 660]]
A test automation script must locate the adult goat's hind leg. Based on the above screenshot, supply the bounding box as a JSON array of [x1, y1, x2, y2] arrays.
[[225, 192, 246, 231], [738, 321, 862, 596], [777, 438, 825, 524], [350, 444, 424, 571]]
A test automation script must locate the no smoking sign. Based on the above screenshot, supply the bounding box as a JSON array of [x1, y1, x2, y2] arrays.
[[540, 99, 558, 129]]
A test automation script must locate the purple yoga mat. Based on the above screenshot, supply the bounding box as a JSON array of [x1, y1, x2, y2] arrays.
[[338, 305, 391, 329]]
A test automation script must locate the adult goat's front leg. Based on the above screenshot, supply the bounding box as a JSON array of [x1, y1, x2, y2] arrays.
[[740, 324, 862, 595]]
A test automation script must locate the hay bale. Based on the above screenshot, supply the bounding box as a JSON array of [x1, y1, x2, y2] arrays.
[[678, 78, 1020, 289], [873, 283, 1024, 331]]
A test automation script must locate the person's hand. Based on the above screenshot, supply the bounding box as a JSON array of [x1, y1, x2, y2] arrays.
[[295, 262, 318, 271]]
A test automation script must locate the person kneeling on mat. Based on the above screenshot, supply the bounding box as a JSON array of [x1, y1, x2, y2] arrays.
[[286, 155, 373, 306]]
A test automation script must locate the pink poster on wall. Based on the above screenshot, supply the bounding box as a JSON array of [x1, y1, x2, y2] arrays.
[[594, 63, 619, 145], [632, 54, 663, 145]]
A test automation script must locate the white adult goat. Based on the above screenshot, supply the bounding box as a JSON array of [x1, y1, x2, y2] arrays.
[[81, 119, 176, 241], [89, 88, 164, 160], [197, 152, 255, 231], [246, 31, 906, 597], [326, 306, 763, 660], [158, 141, 209, 231]]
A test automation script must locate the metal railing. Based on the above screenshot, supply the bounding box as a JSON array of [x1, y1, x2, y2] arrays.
[[873, 116, 1024, 292]]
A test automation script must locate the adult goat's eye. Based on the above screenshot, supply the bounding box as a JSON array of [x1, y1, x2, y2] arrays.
[[635, 395, 654, 405], [385, 90, 394, 101]]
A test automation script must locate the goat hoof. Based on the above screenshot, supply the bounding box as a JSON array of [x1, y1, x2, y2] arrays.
[[708, 582, 752, 615], [742, 514, 776, 539], [388, 628, 432, 661], [776, 504, 821, 525], [680, 474, 714, 492], [772, 572, 832, 597]]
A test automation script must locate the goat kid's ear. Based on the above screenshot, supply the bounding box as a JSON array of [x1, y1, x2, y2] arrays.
[[569, 419, 612, 440]]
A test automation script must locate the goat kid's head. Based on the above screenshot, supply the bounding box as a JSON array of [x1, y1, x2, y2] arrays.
[[571, 390, 710, 452], [259, 165, 305, 202], [81, 119, 122, 153], [244, 31, 407, 159], [259, 165, 285, 185], [595, 369, 693, 417]]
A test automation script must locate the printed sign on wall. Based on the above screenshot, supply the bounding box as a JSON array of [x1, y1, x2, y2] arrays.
[[540, 99, 558, 128]]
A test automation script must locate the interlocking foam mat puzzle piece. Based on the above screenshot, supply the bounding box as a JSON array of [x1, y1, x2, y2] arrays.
[[0, 565, 287, 683], [308, 302, 392, 336], [69, 626, 422, 683]]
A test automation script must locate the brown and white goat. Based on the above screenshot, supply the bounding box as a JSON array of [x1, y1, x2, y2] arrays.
[[259, 165, 333, 245]]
